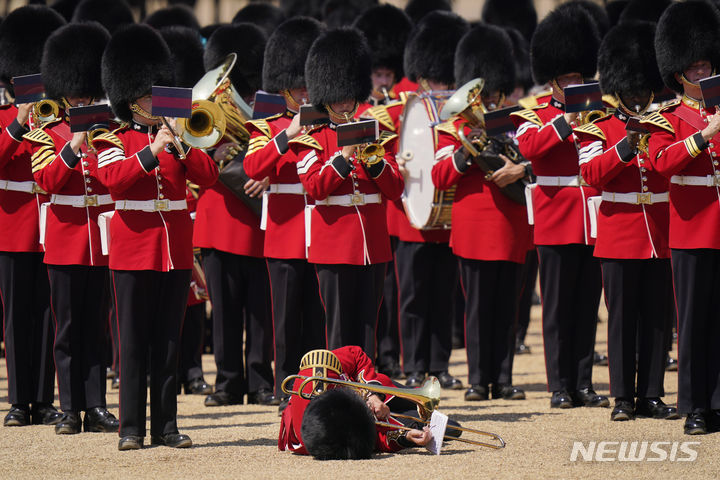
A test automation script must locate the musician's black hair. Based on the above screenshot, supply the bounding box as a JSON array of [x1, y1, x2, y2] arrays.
[[71, 0, 135, 34], [262, 17, 324, 93], [454, 23, 515, 96], [353, 4, 412, 82]]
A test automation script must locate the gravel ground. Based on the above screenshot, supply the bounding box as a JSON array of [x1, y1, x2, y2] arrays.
[[1, 305, 718, 480]]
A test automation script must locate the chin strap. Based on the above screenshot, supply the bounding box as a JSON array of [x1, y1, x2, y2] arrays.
[[325, 102, 359, 124], [616, 92, 654, 116], [130, 101, 160, 121]]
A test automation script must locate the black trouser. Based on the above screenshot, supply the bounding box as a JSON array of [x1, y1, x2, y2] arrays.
[[460, 258, 522, 387], [178, 302, 206, 385], [396, 241, 457, 374], [376, 236, 400, 369], [0, 252, 55, 406], [202, 248, 273, 396], [48, 264, 109, 412], [601, 258, 671, 399], [537, 244, 602, 392], [671, 248, 720, 414], [316, 263, 385, 358], [516, 249, 539, 345], [107, 271, 119, 375], [267, 257, 325, 397], [113, 269, 190, 438]]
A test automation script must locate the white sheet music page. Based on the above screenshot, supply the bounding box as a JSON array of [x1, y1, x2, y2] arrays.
[[425, 410, 448, 455]]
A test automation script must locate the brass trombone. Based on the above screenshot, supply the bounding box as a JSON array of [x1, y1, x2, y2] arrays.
[[280, 374, 506, 449]]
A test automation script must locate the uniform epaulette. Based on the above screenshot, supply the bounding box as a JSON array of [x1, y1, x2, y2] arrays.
[[398, 91, 410, 104], [364, 105, 395, 132], [289, 133, 323, 151], [246, 116, 275, 138], [510, 108, 543, 127], [22, 127, 55, 147], [518, 89, 552, 109], [602, 94, 620, 109], [377, 130, 397, 146], [639, 111, 674, 134], [26, 127, 58, 174], [435, 120, 460, 140], [658, 99, 681, 112], [92, 131, 125, 151], [574, 122, 606, 141]]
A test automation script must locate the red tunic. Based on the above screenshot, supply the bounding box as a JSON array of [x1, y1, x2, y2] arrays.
[[28, 118, 112, 266], [243, 111, 310, 259], [94, 124, 218, 271], [0, 104, 48, 252], [645, 99, 720, 249], [289, 124, 404, 265], [576, 112, 670, 259], [278, 345, 406, 455], [432, 120, 532, 263], [511, 100, 601, 245]]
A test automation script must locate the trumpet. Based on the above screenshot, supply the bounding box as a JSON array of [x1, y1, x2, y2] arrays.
[[33, 99, 60, 125], [280, 374, 506, 449], [575, 109, 606, 126], [341, 111, 386, 166]]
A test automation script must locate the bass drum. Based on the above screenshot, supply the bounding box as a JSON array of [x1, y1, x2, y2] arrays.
[[398, 91, 455, 229]]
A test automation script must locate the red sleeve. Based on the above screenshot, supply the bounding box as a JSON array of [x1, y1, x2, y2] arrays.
[[243, 126, 285, 180], [95, 137, 156, 192], [431, 131, 464, 190], [364, 136, 404, 201], [646, 120, 702, 178], [292, 142, 347, 200], [0, 115, 29, 168], [577, 133, 630, 188], [181, 148, 218, 187], [514, 114, 572, 162], [31, 137, 75, 193]]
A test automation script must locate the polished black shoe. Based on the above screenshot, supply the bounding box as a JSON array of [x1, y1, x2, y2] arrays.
[[405, 372, 426, 387], [550, 390, 574, 409], [435, 371, 463, 390], [111, 376, 119, 389], [593, 352, 609, 366], [247, 388, 279, 405], [635, 398, 680, 420], [55, 412, 81, 434], [3, 405, 30, 427], [684, 412, 707, 435], [277, 396, 290, 416], [31, 403, 63, 425], [204, 390, 243, 407], [151, 433, 192, 448], [492, 384, 526, 400], [84, 407, 120, 432], [610, 399, 634, 421], [665, 355, 678, 372], [515, 343, 531, 355], [464, 384, 489, 401], [118, 435, 144, 451], [185, 378, 213, 395], [574, 388, 610, 408]]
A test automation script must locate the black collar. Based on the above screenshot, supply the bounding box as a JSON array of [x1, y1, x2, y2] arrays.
[[550, 97, 565, 111], [131, 121, 159, 134], [614, 108, 630, 122]]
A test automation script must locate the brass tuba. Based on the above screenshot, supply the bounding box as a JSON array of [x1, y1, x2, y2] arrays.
[[33, 99, 60, 125], [439, 77, 487, 155], [176, 53, 252, 149]]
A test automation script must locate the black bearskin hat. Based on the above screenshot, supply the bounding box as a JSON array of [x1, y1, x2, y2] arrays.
[[160, 26, 205, 89], [353, 5, 412, 81], [204, 23, 267, 99], [655, 0, 720, 93], [404, 0, 451, 24], [619, 0, 670, 24], [530, 3, 600, 85], [50, 0, 81, 21], [200, 23, 224, 42], [482, 0, 537, 43], [280, 0, 324, 20], [403, 11, 469, 86], [454, 24, 515, 96], [41, 22, 110, 101], [72, 0, 134, 35], [144, 5, 200, 31], [263, 17, 324, 93], [505, 27, 533, 93], [606, 0, 629, 27], [305, 27, 371, 107], [322, 0, 377, 29], [232, 3, 286, 37], [556, 0, 610, 38], [101, 24, 174, 122], [0, 6, 66, 96], [301, 389, 376, 460], [598, 21, 663, 97]]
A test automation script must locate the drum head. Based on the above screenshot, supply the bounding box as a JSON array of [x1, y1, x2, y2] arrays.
[[399, 95, 439, 228]]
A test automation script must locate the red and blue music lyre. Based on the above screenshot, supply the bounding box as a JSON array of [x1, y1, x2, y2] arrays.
[[12, 73, 45, 104], [699, 75, 720, 108], [485, 105, 520, 137], [151, 86, 192, 118], [336, 119, 378, 147], [564, 82, 604, 113], [252, 92, 287, 119], [299, 105, 329, 126], [68, 104, 111, 132]]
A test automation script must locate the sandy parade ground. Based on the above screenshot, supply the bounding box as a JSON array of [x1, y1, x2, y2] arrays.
[[1, 303, 719, 480]]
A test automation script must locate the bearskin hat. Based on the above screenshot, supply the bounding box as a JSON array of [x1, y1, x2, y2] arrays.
[[606, 0, 629, 27], [232, 3, 286, 37], [0, 6, 66, 96], [454, 24, 515, 96], [322, 0, 377, 28], [404, 11, 468, 86], [144, 5, 200, 31], [530, 3, 600, 85], [301, 389, 376, 461], [619, 0, 670, 24], [598, 21, 663, 99], [482, 0, 537, 43], [262, 17, 324, 93], [556, 0, 610, 38], [41, 22, 109, 101], [160, 26, 204, 89], [280, 0, 324, 20], [50, 0, 81, 21], [305, 27, 372, 107], [505, 27, 533, 93], [404, 0, 452, 24], [200, 23, 224, 42], [204, 23, 267, 99], [655, 0, 720, 93], [101, 24, 174, 122], [353, 5, 412, 82], [72, 0, 134, 35]]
